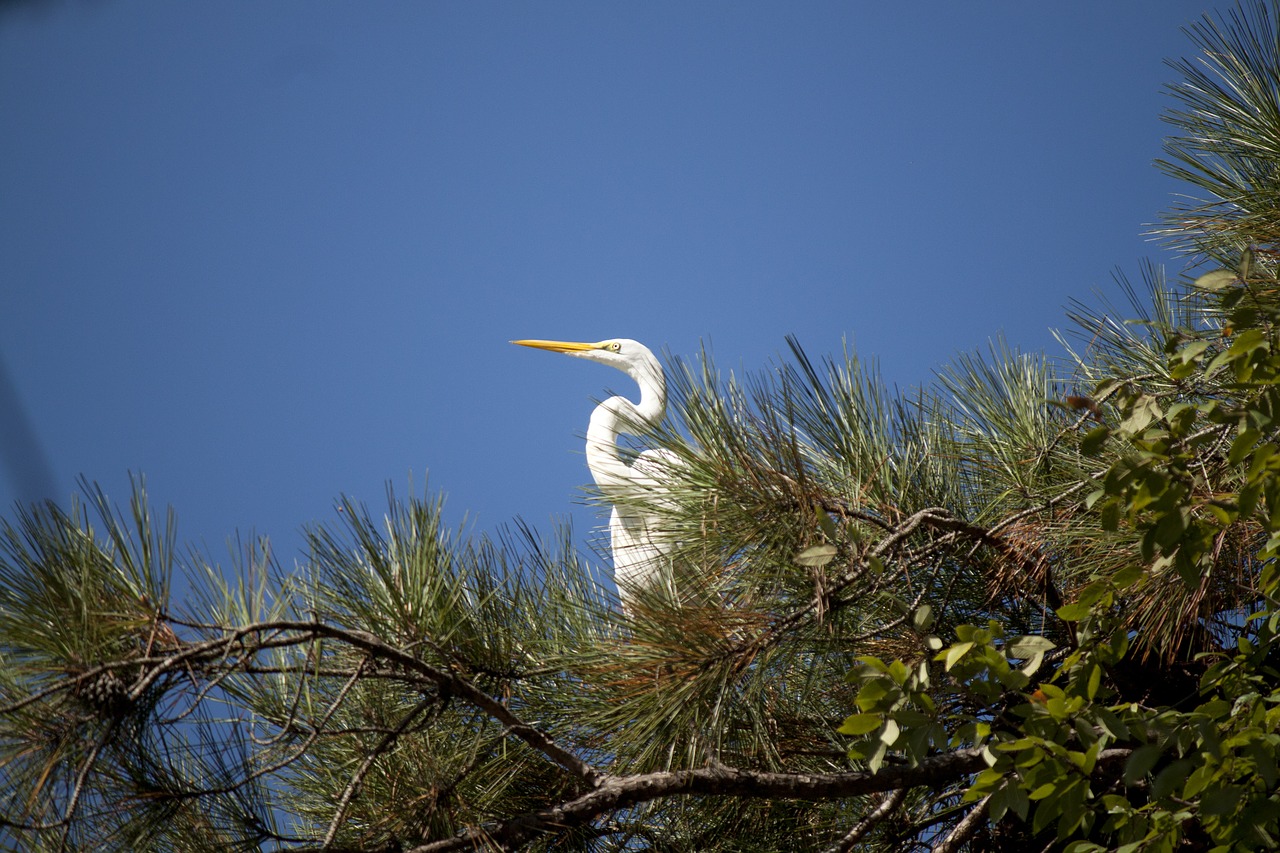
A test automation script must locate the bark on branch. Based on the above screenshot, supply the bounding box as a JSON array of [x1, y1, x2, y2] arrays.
[[409, 749, 989, 853]]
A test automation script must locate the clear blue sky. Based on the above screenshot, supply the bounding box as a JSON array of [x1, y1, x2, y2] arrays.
[[0, 1, 1220, 574]]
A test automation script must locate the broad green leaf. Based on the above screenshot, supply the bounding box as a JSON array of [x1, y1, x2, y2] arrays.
[[816, 508, 839, 540], [1152, 759, 1195, 800], [1006, 635, 1056, 659], [1230, 429, 1262, 465], [1100, 498, 1121, 532], [1177, 339, 1212, 362], [795, 544, 838, 567], [1085, 663, 1102, 701], [966, 767, 1004, 799], [1228, 327, 1268, 358], [1182, 765, 1214, 800], [1077, 579, 1112, 607], [1081, 425, 1110, 456], [855, 679, 893, 712], [1120, 395, 1162, 434], [1200, 785, 1241, 816], [1123, 744, 1163, 788], [944, 641, 974, 671], [1057, 602, 1091, 622], [837, 713, 883, 736], [1112, 564, 1143, 589], [1193, 269, 1237, 291], [866, 740, 888, 774], [888, 659, 909, 684], [1094, 706, 1129, 740], [1006, 781, 1030, 821], [1029, 782, 1058, 801], [989, 783, 1009, 822]]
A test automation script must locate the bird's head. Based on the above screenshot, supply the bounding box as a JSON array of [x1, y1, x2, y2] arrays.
[[511, 338, 661, 384]]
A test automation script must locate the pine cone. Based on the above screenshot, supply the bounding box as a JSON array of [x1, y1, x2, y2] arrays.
[[75, 669, 134, 719]]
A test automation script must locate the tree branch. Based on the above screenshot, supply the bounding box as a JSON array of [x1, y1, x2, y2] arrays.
[[931, 792, 990, 853], [409, 748, 988, 853], [821, 787, 907, 853]]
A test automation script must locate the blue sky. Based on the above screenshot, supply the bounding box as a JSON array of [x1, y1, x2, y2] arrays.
[[0, 1, 1220, 575]]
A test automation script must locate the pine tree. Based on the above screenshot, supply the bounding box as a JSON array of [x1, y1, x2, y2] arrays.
[[5, 3, 1280, 850]]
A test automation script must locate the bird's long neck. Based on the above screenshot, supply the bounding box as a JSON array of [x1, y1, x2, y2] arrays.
[[585, 361, 665, 494]]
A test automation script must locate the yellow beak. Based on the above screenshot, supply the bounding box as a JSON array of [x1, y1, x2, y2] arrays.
[[511, 339, 602, 354]]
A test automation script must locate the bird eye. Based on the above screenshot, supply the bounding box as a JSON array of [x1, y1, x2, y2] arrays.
[[608, 342, 622, 352]]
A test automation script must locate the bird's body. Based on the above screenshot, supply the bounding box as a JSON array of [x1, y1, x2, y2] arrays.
[[512, 338, 678, 608]]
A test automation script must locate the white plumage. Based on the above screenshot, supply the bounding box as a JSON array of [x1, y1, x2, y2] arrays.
[[512, 338, 678, 609]]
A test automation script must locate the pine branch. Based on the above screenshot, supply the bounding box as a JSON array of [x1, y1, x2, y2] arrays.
[[821, 787, 907, 853], [408, 750, 992, 853], [931, 793, 990, 853], [321, 697, 437, 849]]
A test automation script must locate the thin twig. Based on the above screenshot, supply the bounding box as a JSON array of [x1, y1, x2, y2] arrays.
[[822, 787, 906, 853], [321, 697, 436, 850], [931, 792, 990, 853], [58, 718, 116, 852]]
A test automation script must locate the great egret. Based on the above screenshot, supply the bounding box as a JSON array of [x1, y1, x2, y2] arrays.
[[512, 338, 680, 609]]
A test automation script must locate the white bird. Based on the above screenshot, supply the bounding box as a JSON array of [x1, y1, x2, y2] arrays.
[[512, 338, 680, 610]]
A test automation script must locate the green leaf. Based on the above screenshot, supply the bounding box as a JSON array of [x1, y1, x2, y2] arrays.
[[966, 768, 1003, 800], [1077, 579, 1112, 607], [1094, 706, 1129, 740], [1182, 764, 1214, 800], [988, 783, 1009, 822], [1245, 743, 1278, 788], [1081, 425, 1110, 456], [1200, 785, 1241, 816], [912, 604, 934, 632], [1120, 395, 1162, 434], [855, 678, 894, 712], [888, 659, 909, 684], [1006, 635, 1056, 659], [1085, 663, 1102, 701], [1006, 780, 1030, 821], [1177, 339, 1212, 363], [855, 655, 889, 673], [1193, 269, 1237, 292], [1230, 429, 1262, 465], [1112, 564, 1143, 589], [866, 740, 888, 774], [1029, 781, 1058, 800], [1057, 602, 1091, 622], [795, 544, 837, 567], [1152, 759, 1195, 800], [1021, 651, 1046, 678], [816, 508, 839, 540], [1207, 503, 1236, 526], [837, 713, 883, 736], [1124, 743, 1162, 786], [1100, 498, 1121, 532], [1228, 327, 1268, 358], [944, 641, 974, 671]]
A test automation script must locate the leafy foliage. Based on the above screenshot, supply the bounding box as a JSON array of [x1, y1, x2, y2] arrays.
[[5, 3, 1280, 850]]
